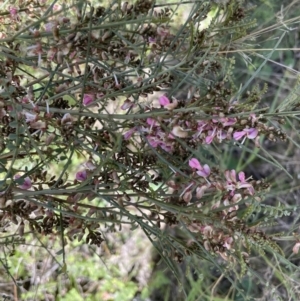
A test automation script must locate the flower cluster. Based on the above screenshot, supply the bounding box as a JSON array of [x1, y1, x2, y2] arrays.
[[123, 95, 286, 152], [14, 174, 32, 190], [164, 158, 269, 260], [172, 158, 259, 208]]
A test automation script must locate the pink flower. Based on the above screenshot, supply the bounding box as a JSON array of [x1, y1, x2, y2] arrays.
[[189, 158, 202, 170], [196, 165, 211, 178], [76, 170, 87, 182], [205, 127, 217, 144], [120, 99, 135, 110], [83, 94, 95, 106], [189, 158, 211, 178], [222, 117, 237, 127], [216, 129, 227, 143], [146, 118, 159, 127], [53, 4, 62, 11], [233, 128, 258, 142], [159, 95, 178, 110], [225, 170, 254, 195], [193, 121, 208, 138], [23, 111, 37, 122], [158, 141, 173, 152], [293, 242, 300, 254], [148, 37, 156, 43], [212, 117, 236, 127], [14, 174, 32, 190], [159, 95, 170, 106], [225, 170, 237, 183], [123, 127, 136, 140], [9, 7, 19, 20], [147, 135, 161, 148]]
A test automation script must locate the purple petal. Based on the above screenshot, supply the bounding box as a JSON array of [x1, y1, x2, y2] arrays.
[[147, 136, 160, 147], [205, 128, 217, 144], [225, 170, 236, 183], [160, 143, 173, 152], [123, 128, 136, 140], [230, 170, 237, 182], [159, 95, 170, 106], [203, 164, 211, 176], [197, 164, 210, 178], [238, 182, 252, 189], [238, 171, 246, 182], [83, 94, 94, 106], [247, 186, 255, 195], [196, 165, 210, 178], [120, 100, 134, 110], [223, 118, 237, 127], [76, 170, 87, 182], [233, 131, 246, 140], [14, 174, 32, 190], [205, 135, 214, 144], [148, 37, 156, 43], [246, 128, 258, 139], [189, 158, 202, 170], [146, 118, 158, 127]]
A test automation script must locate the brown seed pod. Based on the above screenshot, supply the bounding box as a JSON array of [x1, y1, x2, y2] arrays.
[[56, 51, 64, 64], [52, 25, 59, 41]]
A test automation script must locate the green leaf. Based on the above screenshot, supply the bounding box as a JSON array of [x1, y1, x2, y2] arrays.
[[9, 120, 19, 128]]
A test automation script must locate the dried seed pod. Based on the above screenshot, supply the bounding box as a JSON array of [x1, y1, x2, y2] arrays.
[[91, 30, 100, 39], [18, 221, 25, 236], [102, 31, 112, 42], [11, 215, 18, 225], [56, 51, 64, 64], [268, 133, 275, 141], [101, 51, 108, 60], [74, 32, 82, 42], [66, 33, 76, 42], [127, 4, 133, 12], [52, 26, 59, 41]]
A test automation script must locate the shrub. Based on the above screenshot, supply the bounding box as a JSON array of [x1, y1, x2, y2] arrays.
[[1, 0, 300, 299]]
